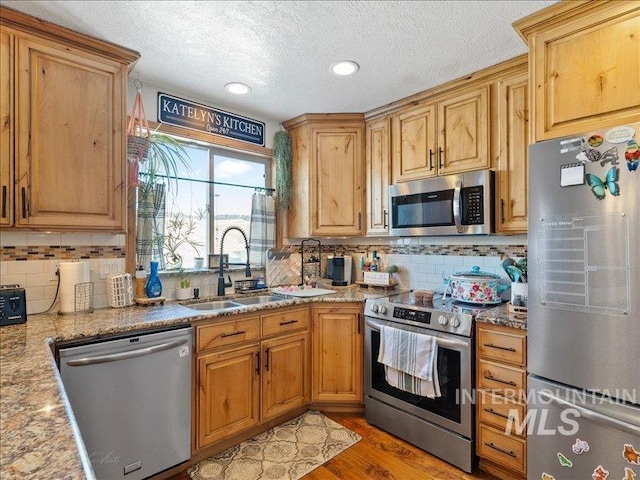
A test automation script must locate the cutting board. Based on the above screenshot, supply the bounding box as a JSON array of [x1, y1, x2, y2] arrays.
[[272, 287, 336, 298]]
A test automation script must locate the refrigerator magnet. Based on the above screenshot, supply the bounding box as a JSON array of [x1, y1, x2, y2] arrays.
[[541, 473, 555, 480], [576, 148, 602, 164], [560, 136, 584, 153], [572, 438, 590, 454], [605, 125, 636, 144], [625, 139, 639, 172], [560, 163, 585, 187], [586, 166, 620, 200], [557, 452, 573, 467], [588, 134, 604, 147], [592, 465, 610, 480], [623, 444, 640, 464], [599, 147, 620, 167], [623, 467, 637, 480]]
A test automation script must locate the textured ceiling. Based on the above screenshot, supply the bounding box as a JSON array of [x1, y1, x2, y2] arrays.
[[2, 0, 556, 123]]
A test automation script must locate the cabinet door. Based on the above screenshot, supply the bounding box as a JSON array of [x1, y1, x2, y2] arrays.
[[311, 127, 364, 236], [197, 344, 260, 448], [531, 4, 640, 141], [261, 331, 309, 421], [496, 72, 529, 233], [392, 103, 437, 182], [15, 36, 126, 230], [312, 306, 362, 403], [438, 86, 490, 175], [0, 29, 13, 227], [365, 117, 390, 235]]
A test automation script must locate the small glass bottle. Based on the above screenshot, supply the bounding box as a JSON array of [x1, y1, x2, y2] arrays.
[[370, 251, 378, 271], [145, 261, 163, 298], [135, 265, 147, 298]]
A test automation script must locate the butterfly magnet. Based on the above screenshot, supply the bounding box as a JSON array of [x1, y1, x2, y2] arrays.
[[585, 166, 620, 200]]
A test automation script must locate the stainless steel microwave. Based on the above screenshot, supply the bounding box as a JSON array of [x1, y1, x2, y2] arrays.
[[389, 170, 494, 236]]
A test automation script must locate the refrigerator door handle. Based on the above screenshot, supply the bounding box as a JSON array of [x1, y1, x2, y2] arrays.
[[537, 390, 640, 436], [65, 338, 189, 366]]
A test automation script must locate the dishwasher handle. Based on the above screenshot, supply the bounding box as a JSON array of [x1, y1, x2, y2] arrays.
[[65, 338, 190, 366]]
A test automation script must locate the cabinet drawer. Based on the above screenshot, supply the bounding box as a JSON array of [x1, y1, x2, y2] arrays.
[[197, 316, 260, 351], [478, 325, 526, 366], [478, 359, 526, 397], [262, 307, 309, 337], [478, 424, 526, 475], [478, 391, 526, 437]]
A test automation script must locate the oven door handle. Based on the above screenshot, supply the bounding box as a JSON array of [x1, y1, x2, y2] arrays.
[[365, 319, 469, 349], [453, 178, 463, 233]]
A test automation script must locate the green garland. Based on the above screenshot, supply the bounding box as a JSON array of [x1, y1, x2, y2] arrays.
[[274, 131, 293, 211]]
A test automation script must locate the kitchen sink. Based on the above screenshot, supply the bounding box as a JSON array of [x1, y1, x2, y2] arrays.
[[186, 300, 243, 311], [232, 295, 282, 306]]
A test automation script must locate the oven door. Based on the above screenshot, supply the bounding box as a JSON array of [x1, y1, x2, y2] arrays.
[[364, 316, 474, 438]]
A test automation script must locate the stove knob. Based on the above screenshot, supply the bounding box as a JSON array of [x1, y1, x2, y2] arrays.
[[438, 315, 448, 326], [370, 304, 379, 313], [450, 315, 461, 328], [378, 305, 387, 315]]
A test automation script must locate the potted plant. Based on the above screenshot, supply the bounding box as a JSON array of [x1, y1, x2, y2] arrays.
[[175, 267, 192, 300], [506, 257, 528, 307], [160, 208, 207, 270]]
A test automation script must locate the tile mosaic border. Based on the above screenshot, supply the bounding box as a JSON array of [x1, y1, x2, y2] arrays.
[[282, 244, 527, 258], [1, 246, 125, 262]]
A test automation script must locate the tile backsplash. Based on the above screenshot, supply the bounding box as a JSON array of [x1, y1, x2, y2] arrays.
[[1, 230, 527, 314]]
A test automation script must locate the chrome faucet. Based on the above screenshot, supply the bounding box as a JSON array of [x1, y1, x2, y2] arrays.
[[217, 226, 252, 296]]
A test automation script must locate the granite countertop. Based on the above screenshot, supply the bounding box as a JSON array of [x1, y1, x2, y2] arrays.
[[0, 287, 386, 480], [475, 303, 528, 330]]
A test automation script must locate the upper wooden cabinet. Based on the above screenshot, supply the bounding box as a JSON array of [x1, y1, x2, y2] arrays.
[[438, 86, 490, 175], [283, 114, 365, 238], [514, 0, 640, 142], [495, 68, 529, 234], [0, 7, 139, 231], [0, 29, 13, 227], [365, 117, 391, 235], [392, 85, 490, 183], [392, 103, 437, 182]]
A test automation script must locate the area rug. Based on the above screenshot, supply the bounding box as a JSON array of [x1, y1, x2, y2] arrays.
[[188, 410, 361, 480]]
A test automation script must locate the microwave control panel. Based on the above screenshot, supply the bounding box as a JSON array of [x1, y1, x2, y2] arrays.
[[461, 186, 484, 225]]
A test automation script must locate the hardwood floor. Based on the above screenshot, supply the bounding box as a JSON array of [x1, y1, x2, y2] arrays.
[[170, 413, 497, 480]]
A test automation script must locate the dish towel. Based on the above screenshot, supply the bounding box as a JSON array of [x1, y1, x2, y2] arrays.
[[249, 192, 276, 266], [378, 325, 441, 398]]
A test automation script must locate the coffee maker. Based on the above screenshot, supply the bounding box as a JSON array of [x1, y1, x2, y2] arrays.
[[326, 255, 352, 286]]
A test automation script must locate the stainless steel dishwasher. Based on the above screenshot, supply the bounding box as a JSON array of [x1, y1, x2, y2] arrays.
[[58, 325, 193, 480]]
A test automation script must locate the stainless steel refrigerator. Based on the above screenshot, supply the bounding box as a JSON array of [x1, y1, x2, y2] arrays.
[[528, 123, 640, 480]]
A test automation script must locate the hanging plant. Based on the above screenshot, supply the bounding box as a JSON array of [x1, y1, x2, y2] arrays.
[[274, 130, 293, 211]]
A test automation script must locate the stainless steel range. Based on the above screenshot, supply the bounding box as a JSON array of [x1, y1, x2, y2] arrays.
[[364, 292, 495, 473]]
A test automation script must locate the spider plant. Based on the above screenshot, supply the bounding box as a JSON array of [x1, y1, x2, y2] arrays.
[[138, 132, 192, 199]]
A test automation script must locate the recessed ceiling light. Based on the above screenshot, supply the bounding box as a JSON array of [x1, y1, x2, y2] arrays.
[[331, 61, 360, 76], [225, 82, 251, 95]]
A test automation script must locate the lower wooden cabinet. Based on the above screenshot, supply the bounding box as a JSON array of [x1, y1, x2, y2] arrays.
[[476, 322, 528, 480], [197, 344, 260, 447], [261, 331, 310, 421], [311, 304, 363, 403], [195, 303, 363, 452], [478, 423, 527, 475], [195, 307, 310, 450]]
